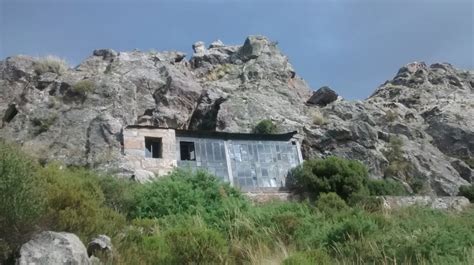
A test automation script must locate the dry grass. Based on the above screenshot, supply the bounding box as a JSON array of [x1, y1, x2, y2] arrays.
[[206, 64, 234, 81], [34, 55, 69, 75], [384, 109, 398, 123], [311, 110, 326, 125]]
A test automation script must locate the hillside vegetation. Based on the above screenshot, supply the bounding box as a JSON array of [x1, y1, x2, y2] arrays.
[[0, 140, 473, 264]]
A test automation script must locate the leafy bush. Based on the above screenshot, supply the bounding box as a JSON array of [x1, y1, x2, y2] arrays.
[[253, 119, 277, 134], [31, 115, 58, 135], [0, 141, 45, 253], [33, 55, 68, 75], [290, 156, 369, 201], [39, 164, 126, 241], [458, 184, 474, 202], [97, 176, 137, 214], [367, 178, 407, 195], [315, 192, 349, 214], [327, 212, 378, 244], [383, 137, 410, 179], [130, 169, 247, 220]]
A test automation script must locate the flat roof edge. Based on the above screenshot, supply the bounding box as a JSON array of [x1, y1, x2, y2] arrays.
[[124, 125, 298, 141]]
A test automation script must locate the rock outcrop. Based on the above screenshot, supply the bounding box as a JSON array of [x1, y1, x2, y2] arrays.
[[87, 235, 112, 258], [17, 231, 90, 265], [380, 196, 470, 211], [0, 36, 472, 195], [307, 86, 339, 106], [303, 62, 473, 195]]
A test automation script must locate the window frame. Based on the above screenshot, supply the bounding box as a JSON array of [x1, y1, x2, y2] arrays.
[[180, 141, 196, 161], [144, 137, 163, 159]]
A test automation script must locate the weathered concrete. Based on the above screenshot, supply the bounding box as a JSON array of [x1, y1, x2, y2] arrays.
[[245, 191, 298, 203], [380, 196, 470, 211]]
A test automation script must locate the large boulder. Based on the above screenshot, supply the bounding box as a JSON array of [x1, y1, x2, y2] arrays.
[[17, 231, 90, 265], [307, 86, 339, 106]]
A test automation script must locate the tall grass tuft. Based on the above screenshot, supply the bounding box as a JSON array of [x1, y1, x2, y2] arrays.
[[33, 55, 69, 75]]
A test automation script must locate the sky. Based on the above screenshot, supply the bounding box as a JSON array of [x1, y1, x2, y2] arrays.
[[1, 0, 473, 99]]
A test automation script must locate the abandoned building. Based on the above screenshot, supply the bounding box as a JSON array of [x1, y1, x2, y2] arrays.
[[123, 125, 303, 190]]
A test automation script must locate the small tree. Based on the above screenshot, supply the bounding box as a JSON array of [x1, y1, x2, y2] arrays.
[[253, 119, 277, 134], [383, 137, 410, 178], [0, 141, 45, 256], [290, 156, 369, 201]]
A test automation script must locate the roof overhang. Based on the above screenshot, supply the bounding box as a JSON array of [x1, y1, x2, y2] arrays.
[[125, 125, 298, 141]]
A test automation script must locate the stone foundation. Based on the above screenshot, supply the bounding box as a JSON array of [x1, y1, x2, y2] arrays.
[[245, 190, 298, 203], [380, 196, 470, 211]]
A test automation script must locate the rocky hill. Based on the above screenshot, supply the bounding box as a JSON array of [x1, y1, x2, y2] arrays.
[[0, 36, 472, 195]]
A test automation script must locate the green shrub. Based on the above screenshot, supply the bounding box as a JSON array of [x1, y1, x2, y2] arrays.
[[283, 250, 332, 265], [383, 207, 474, 263], [367, 179, 407, 196], [33, 55, 68, 75], [97, 176, 137, 214], [458, 184, 474, 202], [164, 224, 228, 264], [253, 119, 277, 134], [130, 169, 247, 220], [383, 137, 411, 179], [327, 212, 378, 244], [39, 164, 126, 241], [290, 156, 369, 201], [31, 115, 58, 135], [410, 177, 429, 194], [115, 224, 172, 265], [315, 192, 349, 214], [0, 141, 45, 254]]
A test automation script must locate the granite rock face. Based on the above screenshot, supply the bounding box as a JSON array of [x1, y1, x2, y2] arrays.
[[0, 36, 472, 195], [307, 86, 338, 106], [303, 62, 473, 195], [17, 231, 90, 265]]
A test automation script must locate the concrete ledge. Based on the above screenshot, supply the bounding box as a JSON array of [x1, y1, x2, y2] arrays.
[[380, 196, 470, 211], [245, 191, 298, 203]]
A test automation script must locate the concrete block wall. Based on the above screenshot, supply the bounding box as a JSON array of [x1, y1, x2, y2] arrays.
[[123, 128, 177, 178]]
